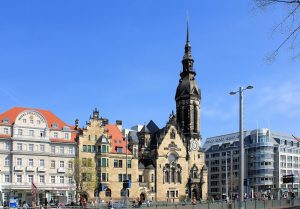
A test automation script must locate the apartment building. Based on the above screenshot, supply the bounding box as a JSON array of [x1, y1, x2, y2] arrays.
[[0, 107, 77, 205]]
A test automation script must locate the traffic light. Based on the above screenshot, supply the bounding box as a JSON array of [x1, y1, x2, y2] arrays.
[[123, 180, 131, 189]]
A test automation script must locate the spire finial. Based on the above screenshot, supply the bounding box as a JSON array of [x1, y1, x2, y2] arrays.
[[186, 11, 190, 43]]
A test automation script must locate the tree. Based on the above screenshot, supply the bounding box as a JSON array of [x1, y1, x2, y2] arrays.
[[66, 158, 97, 203], [255, 0, 300, 60]]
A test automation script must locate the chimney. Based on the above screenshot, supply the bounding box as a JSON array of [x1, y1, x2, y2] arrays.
[[116, 120, 122, 131]]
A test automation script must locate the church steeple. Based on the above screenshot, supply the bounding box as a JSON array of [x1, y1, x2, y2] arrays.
[[181, 20, 195, 77], [175, 23, 201, 143]]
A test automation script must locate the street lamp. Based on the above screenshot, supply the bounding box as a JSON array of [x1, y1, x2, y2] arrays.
[[229, 85, 253, 209]]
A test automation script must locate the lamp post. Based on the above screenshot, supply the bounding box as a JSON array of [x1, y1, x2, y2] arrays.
[[225, 152, 229, 202], [230, 85, 253, 209]]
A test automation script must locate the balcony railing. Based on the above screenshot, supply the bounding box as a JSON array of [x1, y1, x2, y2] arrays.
[[57, 167, 65, 173], [37, 167, 46, 172], [26, 166, 35, 172], [14, 166, 23, 171]]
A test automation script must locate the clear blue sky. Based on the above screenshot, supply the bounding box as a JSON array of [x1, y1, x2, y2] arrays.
[[0, 1, 299, 142]]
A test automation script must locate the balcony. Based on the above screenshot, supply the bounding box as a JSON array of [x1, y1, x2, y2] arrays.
[[37, 167, 46, 172], [14, 166, 23, 171], [26, 166, 35, 172], [57, 167, 65, 173]]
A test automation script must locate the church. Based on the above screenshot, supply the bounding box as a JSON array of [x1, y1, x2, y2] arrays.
[[126, 25, 208, 202]]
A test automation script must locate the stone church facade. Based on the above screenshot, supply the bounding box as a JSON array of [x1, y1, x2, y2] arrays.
[[126, 26, 208, 202]]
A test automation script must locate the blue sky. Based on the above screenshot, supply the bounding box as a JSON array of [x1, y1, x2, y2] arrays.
[[0, 1, 299, 142]]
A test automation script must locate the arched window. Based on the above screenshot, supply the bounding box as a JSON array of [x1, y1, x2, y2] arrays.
[[165, 171, 169, 182], [105, 188, 111, 197], [170, 130, 176, 139], [194, 103, 198, 132], [177, 171, 181, 183], [171, 167, 176, 183]]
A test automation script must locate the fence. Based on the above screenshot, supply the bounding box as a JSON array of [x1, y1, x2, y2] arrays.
[[4, 199, 300, 209]]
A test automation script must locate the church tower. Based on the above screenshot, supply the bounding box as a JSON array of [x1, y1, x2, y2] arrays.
[[175, 23, 201, 148]]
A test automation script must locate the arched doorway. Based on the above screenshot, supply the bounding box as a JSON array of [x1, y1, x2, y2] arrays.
[[105, 188, 111, 197], [192, 188, 198, 200], [140, 193, 146, 202]]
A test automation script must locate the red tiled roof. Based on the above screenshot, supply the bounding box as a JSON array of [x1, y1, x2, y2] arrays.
[[0, 107, 77, 143], [0, 107, 68, 129], [105, 124, 131, 154]]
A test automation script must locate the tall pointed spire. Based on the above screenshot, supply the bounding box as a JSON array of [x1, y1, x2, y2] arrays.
[[181, 18, 195, 75], [186, 18, 190, 44]]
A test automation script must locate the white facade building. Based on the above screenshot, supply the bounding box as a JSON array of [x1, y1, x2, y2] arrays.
[[0, 107, 77, 206]]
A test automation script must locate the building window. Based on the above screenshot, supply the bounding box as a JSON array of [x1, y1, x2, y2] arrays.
[[40, 145, 45, 152], [29, 130, 34, 136], [114, 160, 122, 168], [17, 143, 22, 151], [83, 145, 87, 152], [60, 176, 64, 184], [51, 176, 55, 184], [28, 159, 34, 167], [40, 159, 45, 167], [94, 135, 97, 140], [68, 177, 73, 184], [88, 135, 91, 140], [64, 133, 69, 139], [87, 158, 92, 167], [87, 145, 91, 152], [17, 158, 22, 166], [54, 132, 58, 138], [60, 161, 64, 168], [101, 145, 108, 153], [37, 120, 41, 124], [127, 160, 132, 168], [151, 174, 154, 182], [68, 147, 73, 154], [40, 175, 45, 183], [118, 174, 123, 182], [4, 128, 8, 135], [60, 146, 64, 154], [139, 175, 143, 183], [18, 129, 23, 135], [5, 157, 9, 166], [30, 119, 34, 124], [5, 142, 10, 150], [5, 175, 10, 182], [68, 193, 73, 203], [116, 147, 123, 153], [68, 161, 73, 169], [102, 173, 109, 182], [51, 146, 55, 153], [17, 175, 22, 183], [101, 158, 109, 167], [29, 144, 34, 152], [22, 119, 26, 123], [51, 160, 55, 169]]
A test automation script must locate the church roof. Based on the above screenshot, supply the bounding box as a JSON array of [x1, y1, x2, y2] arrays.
[[146, 120, 159, 134], [140, 125, 150, 133]]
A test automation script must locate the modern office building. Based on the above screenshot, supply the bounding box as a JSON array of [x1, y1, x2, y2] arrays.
[[204, 129, 300, 199], [0, 107, 77, 205]]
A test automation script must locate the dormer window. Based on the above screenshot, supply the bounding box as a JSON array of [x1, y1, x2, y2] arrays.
[[2, 118, 9, 123], [23, 119, 26, 123], [52, 122, 58, 129]]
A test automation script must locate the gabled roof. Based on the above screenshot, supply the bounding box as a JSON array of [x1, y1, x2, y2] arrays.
[[146, 120, 159, 134], [140, 125, 150, 133], [106, 124, 131, 154]]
